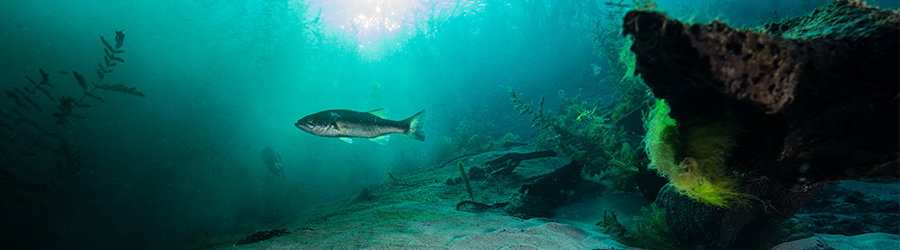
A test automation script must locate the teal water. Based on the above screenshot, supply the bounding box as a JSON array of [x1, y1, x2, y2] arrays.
[[1, 0, 894, 249]]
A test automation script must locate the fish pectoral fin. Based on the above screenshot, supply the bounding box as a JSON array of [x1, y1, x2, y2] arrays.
[[339, 137, 354, 144], [369, 135, 391, 145]]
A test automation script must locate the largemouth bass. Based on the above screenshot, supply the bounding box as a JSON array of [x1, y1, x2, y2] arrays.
[[295, 108, 426, 144]]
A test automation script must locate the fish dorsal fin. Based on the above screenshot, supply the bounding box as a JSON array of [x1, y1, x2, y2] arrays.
[[366, 108, 391, 119], [369, 135, 390, 145], [339, 137, 354, 144]]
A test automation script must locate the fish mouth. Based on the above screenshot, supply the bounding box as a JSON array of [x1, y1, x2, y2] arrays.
[[295, 121, 308, 131], [295, 121, 316, 133]]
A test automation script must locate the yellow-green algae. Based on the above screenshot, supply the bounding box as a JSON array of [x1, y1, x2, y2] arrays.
[[643, 99, 751, 208]]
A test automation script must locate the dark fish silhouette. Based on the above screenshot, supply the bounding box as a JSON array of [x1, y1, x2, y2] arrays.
[[260, 146, 284, 178], [295, 108, 426, 144]]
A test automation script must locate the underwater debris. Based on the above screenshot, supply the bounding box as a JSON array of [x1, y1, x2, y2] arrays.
[[387, 172, 398, 182], [456, 200, 490, 210], [509, 84, 653, 196], [505, 160, 583, 219], [351, 188, 374, 204], [455, 200, 507, 212], [235, 228, 290, 245], [643, 99, 750, 209], [623, 1, 898, 249], [467, 150, 557, 181], [457, 161, 474, 200]]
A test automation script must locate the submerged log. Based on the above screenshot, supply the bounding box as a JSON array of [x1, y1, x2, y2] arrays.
[[623, 1, 898, 249]]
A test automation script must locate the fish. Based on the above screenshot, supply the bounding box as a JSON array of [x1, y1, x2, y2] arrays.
[[296, 108, 426, 144], [260, 146, 284, 179]]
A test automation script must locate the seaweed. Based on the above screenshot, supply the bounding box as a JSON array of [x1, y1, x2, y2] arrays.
[[766, 219, 815, 247], [643, 99, 754, 208], [596, 203, 680, 250], [457, 161, 474, 200], [503, 3, 655, 194], [508, 86, 647, 194], [437, 117, 522, 161], [0, 30, 144, 189]]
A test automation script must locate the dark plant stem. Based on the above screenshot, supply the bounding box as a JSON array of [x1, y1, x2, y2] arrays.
[[456, 200, 493, 211], [1, 86, 38, 123], [10, 41, 121, 180]]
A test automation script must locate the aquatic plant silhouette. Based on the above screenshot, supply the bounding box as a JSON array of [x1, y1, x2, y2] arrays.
[[1, 30, 144, 189], [597, 203, 678, 250], [504, 2, 656, 195], [508, 87, 647, 193], [437, 117, 522, 161]]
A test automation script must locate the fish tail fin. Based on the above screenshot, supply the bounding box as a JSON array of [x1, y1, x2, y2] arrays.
[[402, 109, 427, 141], [275, 162, 285, 179]]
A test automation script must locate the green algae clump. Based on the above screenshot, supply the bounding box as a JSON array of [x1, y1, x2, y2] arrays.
[[643, 99, 750, 208]]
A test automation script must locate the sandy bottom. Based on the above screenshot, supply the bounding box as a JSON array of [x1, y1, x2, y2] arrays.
[[206, 148, 899, 250]]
